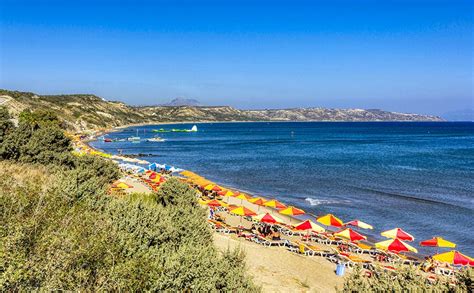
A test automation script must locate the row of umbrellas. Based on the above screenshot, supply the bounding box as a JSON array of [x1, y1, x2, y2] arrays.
[[185, 172, 473, 266]]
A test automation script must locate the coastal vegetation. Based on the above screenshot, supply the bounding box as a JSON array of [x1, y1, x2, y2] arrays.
[[1, 89, 443, 132], [0, 107, 257, 291], [341, 265, 472, 292]]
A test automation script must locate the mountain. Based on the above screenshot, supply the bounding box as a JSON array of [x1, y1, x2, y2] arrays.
[[0, 89, 443, 131], [162, 97, 202, 106]]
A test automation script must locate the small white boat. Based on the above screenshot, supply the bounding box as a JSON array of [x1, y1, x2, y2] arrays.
[[147, 136, 165, 142]]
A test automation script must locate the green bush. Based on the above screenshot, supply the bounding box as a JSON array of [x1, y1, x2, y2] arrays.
[[0, 106, 14, 143], [340, 264, 472, 292], [0, 164, 257, 291]]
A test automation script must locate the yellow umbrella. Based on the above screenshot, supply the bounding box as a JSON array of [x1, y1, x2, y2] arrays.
[[375, 238, 418, 253], [249, 197, 267, 205], [279, 206, 305, 224], [334, 228, 367, 242], [420, 237, 456, 248], [279, 206, 305, 216], [114, 182, 132, 189], [381, 228, 414, 241], [344, 220, 374, 230], [229, 206, 257, 217], [204, 184, 216, 191], [432, 250, 473, 266], [317, 214, 344, 227], [263, 199, 286, 209], [223, 190, 235, 197], [233, 193, 252, 204]]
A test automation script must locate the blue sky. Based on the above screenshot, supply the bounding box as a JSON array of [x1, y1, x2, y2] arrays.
[[0, 0, 472, 115]]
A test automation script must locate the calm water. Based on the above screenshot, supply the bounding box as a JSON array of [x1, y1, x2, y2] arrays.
[[91, 122, 474, 255]]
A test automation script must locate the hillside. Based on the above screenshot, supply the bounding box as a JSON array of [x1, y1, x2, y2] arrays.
[[0, 89, 443, 131]]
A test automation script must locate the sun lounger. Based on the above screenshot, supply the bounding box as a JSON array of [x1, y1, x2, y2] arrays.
[[434, 267, 455, 276], [331, 248, 373, 268], [254, 235, 289, 247], [295, 241, 332, 258], [207, 219, 238, 234], [347, 242, 378, 256], [277, 225, 305, 237]]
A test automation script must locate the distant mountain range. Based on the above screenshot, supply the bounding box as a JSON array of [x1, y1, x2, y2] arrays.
[[162, 97, 202, 107], [0, 89, 443, 131]]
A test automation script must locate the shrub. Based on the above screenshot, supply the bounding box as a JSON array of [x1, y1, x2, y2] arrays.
[[0, 164, 257, 291], [0, 106, 13, 143], [340, 264, 472, 292]]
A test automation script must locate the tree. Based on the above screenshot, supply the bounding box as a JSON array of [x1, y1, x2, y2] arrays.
[[0, 106, 14, 143], [19, 126, 72, 165]]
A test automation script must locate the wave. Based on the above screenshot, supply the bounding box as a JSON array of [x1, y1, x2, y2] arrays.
[[305, 197, 350, 206], [390, 165, 424, 171]]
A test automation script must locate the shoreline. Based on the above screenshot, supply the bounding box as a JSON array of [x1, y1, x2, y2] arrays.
[[81, 121, 469, 261]]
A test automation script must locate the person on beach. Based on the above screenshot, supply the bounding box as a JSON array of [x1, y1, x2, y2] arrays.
[[271, 227, 281, 240], [209, 207, 215, 219]]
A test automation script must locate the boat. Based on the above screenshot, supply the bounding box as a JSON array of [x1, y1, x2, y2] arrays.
[[146, 136, 165, 142], [104, 138, 113, 143], [152, 128, 170, 133], [153, 125, 197, 133], [127, 129, 141, 141]]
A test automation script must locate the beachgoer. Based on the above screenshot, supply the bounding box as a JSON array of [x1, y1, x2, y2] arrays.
[[209, 207, 215, 219], [271, 227, 281, 240]]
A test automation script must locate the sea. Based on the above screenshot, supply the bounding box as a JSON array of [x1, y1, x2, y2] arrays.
[[90, 122, 474, 255]]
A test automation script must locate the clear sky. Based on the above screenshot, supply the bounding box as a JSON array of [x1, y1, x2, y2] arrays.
[[0, 0, 472, 115]]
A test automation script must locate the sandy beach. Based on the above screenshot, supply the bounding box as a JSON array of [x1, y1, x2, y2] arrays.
[[213, 233, 344, 292]]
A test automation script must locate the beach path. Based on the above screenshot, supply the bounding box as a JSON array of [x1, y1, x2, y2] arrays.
[[213, 233, 344, 293]]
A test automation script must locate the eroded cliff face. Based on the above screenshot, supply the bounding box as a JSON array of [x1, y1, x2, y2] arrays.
[[0, 89, 443, 131]]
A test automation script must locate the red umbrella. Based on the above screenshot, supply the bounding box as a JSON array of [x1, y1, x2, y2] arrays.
[[334, 228, 367, 242], [375, 238, 418, 253], [294, 220, 325, 233], [253, 213, 284, 224], [381, 228, 415, 242], [206, 199, 225, 207]]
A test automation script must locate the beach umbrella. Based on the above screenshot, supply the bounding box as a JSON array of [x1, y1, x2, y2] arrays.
[[205, 199, 227, 207], [248, 197, 267, 212], [253, 213, 285, 224], [234, 193, 252, 200], [113, 182, 132, 189], [375, 238, 418, 253], [229, 206, 257, 217], [249, 197, 267, 205], [279, 206, 305, 224], [279, 206, 305, 216], [204, 184, 220, 191], [264, 199, 287, 209], [420, 237, 456, 248], [381, 228, 414, 242], [223, 190, 235, 197], [234, 193, 252, 204], [148, 172, 158, 179], [334, 228, 367, 242], [344, 220, 374, 230], [317, 214, 344, 227], [432, 250, 474, 266], [211, 185, 222, 191], [294, 220, 325, 233]]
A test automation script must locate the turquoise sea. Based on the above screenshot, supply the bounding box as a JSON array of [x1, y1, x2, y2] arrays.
[[91, 122, 474, 255]]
